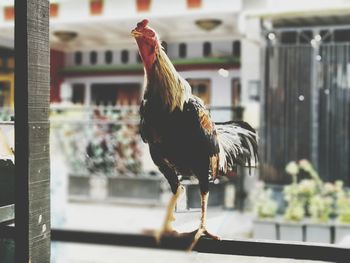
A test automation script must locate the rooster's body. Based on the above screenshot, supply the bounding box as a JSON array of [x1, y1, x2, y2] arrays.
[[132, 19, 258, 249]]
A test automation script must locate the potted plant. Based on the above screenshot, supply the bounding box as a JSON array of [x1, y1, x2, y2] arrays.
[[279, 161, 305, 241], [334, 183, 350, 244], [252, 181, 279, 240], [282, 159, 337, 243], [298, 160, 334, 243], [305, 194, 333, 243], [280, 199, 305, 241]]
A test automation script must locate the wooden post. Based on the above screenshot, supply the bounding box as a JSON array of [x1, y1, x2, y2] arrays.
[[15, 1, 50, 262]]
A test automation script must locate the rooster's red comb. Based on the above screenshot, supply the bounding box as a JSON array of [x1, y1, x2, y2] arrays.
[[137, 19, 149, 29]]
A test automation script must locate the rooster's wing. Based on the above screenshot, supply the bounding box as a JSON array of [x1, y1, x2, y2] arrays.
[[184, 96, 220, 178]]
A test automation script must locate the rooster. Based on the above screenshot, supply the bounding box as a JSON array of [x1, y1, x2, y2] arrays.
[[131, 19, 258, 250]]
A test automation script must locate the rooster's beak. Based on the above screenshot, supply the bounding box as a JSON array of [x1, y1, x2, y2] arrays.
[[131, 29, 143, 38]]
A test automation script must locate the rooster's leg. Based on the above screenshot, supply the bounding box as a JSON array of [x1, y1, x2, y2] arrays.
[[155, 184, 184, 242], [188, 192, 220, 251]]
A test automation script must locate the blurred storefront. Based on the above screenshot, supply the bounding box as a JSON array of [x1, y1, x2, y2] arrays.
[[0, 46, 13, 121], [1, 0, 350, 200], [0, 0, 245, 176], [4, 0, 245, 210]]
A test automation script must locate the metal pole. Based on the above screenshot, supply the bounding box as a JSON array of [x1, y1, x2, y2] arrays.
[[310, 36, 320, 169]]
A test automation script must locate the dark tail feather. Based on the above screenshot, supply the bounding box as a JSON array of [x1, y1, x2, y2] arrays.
[[215, 121, 258, 174]]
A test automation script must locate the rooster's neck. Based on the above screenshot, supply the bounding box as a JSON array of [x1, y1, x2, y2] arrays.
[[145, 50, 191, 112], [136, 39, 158, 75]]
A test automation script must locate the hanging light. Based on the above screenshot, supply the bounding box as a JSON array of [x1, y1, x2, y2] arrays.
[[195, 19, 222, 31], [53, 31, 78, 42]]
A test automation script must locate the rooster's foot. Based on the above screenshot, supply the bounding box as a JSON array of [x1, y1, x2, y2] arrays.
[[187, 227, 220, 251], [154, 228, 179, 244]]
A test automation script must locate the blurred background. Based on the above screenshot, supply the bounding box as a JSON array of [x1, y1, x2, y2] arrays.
[[1, 0, 350, 262]]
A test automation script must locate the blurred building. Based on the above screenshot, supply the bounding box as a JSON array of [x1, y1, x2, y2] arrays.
[[0, 0, 350, 118], [1, 0, 350, 180], [0, 46, 13, 109], [48, 0, 246, 123], [0, 0, 257, 122]]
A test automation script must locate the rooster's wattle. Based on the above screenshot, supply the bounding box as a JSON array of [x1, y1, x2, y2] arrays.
[[132, 19, 258, 249]]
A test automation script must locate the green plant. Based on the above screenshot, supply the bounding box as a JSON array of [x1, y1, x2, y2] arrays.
[[298, 179, 317, 199], [284, 161, 305, 221], [283, 182, 305, 221], [284, 199, 305, 221], [336, 190, 350, 224], [309, 194, 333, 223], [298, 159, 322, 185], [283, 159, 322, 221], [285, 161, 299, 182], [282, 159, 350, 223], [252, 181, 278, 218]]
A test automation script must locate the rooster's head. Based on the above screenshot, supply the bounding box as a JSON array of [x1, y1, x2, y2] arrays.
[[131, 19, 160, 73]]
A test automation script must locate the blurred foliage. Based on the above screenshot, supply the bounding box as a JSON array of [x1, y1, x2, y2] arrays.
[[0, 108, 13, 121], [251, 181, 278, 218], [50, 105, 142, 176], [284, 159, 347, 223]]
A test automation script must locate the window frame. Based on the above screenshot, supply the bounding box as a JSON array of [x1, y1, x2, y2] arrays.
[[121, 49, 129, 64], [161, 41, 168, 54], [105, 50, 113, 64], [203, 41, 212, 57], [74, 51, 83, 65], [187, 78, 211, 105], [179, 42, 187, 58], [232, 40, 241, 58], [90, 50, 98, 65]]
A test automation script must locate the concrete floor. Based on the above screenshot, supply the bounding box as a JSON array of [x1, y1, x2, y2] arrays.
[[51, 203, 334, 263], [58, 202, 254, 239]]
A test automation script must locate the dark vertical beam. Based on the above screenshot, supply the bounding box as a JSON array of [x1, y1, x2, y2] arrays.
[[15, 1, 50, 262], [14, 0, 29, 261]]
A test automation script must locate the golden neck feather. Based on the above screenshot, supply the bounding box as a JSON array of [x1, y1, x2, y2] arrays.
[[145, 49, 191, 112]]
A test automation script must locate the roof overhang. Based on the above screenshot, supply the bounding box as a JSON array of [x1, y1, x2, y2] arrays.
[[247, 6, 350, 28]]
